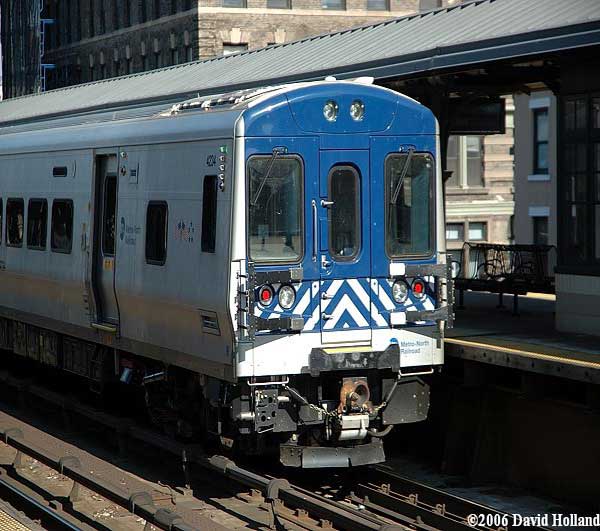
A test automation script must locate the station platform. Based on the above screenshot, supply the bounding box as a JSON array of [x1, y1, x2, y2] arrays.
[[445, 292, 600, 384], [0, 500, 44, 531]]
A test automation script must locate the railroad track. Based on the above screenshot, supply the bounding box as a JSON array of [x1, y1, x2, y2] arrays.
[[0, 366, 552, 531]]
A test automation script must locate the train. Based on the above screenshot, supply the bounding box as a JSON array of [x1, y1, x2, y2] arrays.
[[0, 79, 452, 467]]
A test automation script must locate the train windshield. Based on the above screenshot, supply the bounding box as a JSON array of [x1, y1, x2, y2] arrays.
[[385, 153, 433, 257], [248, 155, 303, 262]]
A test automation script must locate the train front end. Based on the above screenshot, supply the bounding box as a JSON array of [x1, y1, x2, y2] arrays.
[[230, 81, 453, 467]]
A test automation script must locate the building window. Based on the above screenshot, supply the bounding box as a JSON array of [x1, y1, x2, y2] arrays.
[[170, 0, 178, 14], [267, 0, 291, 7], [153, 0, 161, 18], [124, 1, 131, 27], [367, 0, 389, 10], [89, 0, 95, 37], [6, 199, 24, 247], [185, 46, 193, 62], [321, 0, 346, 8], [533, 108, 549, 174], [201, 176, 218, 253], [171, 48, 179, 65], [146, 202, 168, 265], [140, 0, 147, 22], [27, 199, 48, 250], [446, 223, 464, 241], [143, 53, 150, 71], [445, 135, 484, 188], [112, 0, 119, 30], [222, 44, 248, 56], [468, 222, 487, 241], [222, 0, 247, 7], [533, 216, 549, 246]]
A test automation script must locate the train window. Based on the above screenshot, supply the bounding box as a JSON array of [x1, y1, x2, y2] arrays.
[[385, 153, 433, 257], [27, 199, 48, 250], [328, 166, 361, 261], [247, 155, 303, 263], [6, 199, 25, 247], [146, 202, 168, 265], [201, 176, 217, 253], [102, 176, 117, 256], [0, 199, 3, 245], [51, 200, 74, 253]]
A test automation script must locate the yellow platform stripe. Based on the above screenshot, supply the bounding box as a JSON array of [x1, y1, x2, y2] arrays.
[[0, 508, 33, 531], [446, 337, 600, 370]]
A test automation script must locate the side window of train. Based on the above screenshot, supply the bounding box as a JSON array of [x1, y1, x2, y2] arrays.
[[146, 201, 168, 265], [51, 200, 74, 254], [385, 153, 433, 258], [6, 198, 25, 248], [27, 199, 49, 250], [201, 175, 217, 253]]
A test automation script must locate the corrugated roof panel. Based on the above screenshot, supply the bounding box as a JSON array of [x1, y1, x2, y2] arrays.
[[0, 0, 599, 127]]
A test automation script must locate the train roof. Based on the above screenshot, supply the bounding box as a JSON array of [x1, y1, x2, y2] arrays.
[[0, 0, 597, 130]]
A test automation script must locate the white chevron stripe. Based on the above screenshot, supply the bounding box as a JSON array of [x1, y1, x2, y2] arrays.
[[347, 278, 370, 310], [374, 281, 396, 311], [294, 288, 311, 316], [323, 293, 369, 330]]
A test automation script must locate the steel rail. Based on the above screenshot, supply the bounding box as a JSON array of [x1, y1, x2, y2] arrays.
[[204, 455, 403, 531], [0, 425, 205, 531], [0, 475, 82, 531]]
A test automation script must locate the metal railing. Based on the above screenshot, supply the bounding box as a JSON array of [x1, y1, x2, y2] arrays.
[[451, 243, 556, 314]]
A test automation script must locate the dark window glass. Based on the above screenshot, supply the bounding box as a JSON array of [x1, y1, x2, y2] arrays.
[[51, 200, 74, 253], [445, 135, 460, 187], [153, 0, 160, 18], [267, 0, 291, 7], [140, 0, 147, 22], [534, 108, 549, 174], [124, 0, 131, 26], [367, 0, 388, 9], [171, 0, 178, 14], [201, 176, 218, 253], [446, 223, 464, 241], [112, 0, 119, 29], [533, 217, 548, 246], [223, 0, 247, 6], [0, 199, 3, 245], [102, 176, 117, 256], [27, 199, 48, 250], [321, 0, 345, 8], [89, 0, 95, 37], [248, 156, 303, 262], [385, 153, 433, 257], [328, 166, 360, 261], [6, 199, 24, 247], [466, 135, 483, 187], [146, 202, 168, 264]]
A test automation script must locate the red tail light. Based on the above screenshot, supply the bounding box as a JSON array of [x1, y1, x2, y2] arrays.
[[258, 285, 274, 306], [412, 279, 426, 299]]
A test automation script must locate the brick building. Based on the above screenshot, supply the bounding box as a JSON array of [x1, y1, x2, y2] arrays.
[[41, 0, 425, 91]]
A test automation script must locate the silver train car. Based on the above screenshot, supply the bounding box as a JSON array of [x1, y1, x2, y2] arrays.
[[0, 80, 452, 467]]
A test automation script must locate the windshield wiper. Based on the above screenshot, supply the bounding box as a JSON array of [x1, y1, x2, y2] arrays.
[[250, 147, 287, 206], [390, 147, 414, 205]]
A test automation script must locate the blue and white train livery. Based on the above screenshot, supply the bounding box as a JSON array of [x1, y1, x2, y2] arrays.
[[0, 79, 452, 467]]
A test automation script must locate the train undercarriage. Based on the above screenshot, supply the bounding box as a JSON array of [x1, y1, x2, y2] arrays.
[[0, 317, 432, 467]]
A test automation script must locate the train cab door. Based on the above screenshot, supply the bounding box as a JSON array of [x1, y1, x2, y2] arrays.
[[91, 154, 120, 329], [318, 150, 371, 344]]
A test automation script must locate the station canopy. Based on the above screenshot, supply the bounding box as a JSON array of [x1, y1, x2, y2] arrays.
[[0, 0, 599, 128]]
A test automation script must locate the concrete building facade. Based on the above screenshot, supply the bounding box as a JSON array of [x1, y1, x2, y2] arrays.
[[444, 98, 515, 274], [40, 0, 423, 91], [513, 91, 557, 248]]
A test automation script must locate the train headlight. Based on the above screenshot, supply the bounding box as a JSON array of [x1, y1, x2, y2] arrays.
[[278, 285, 296, 309], [258, 285, 274, 307], [350, 100, 365, 121], [392, 280, 409, 304], [323, 100, 339, 122], [412, 279, 427, 300]]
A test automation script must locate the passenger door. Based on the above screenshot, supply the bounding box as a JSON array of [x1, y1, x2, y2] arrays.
[[318, 150, 371, 344], [92, 154, 120, 328]]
